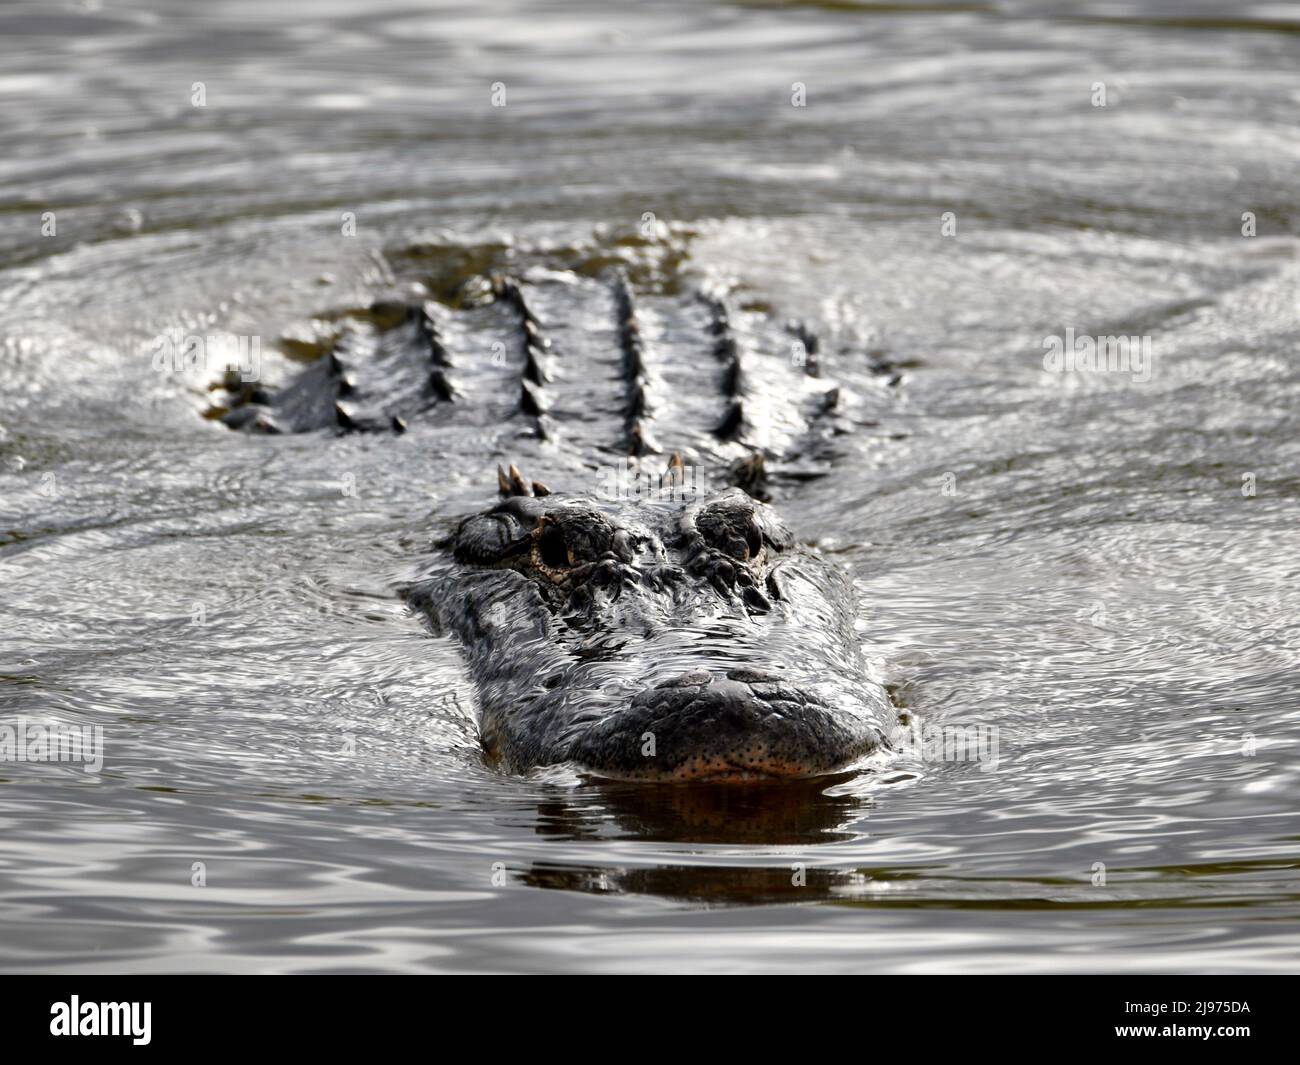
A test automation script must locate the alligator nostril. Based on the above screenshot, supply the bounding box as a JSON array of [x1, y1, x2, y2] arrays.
[[538, 524, 568, 569], [726, 668, 778, 684], [660, 670, 712, 689]]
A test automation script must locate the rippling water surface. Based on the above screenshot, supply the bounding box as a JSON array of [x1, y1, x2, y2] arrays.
[[1, 0, 1298, 973]]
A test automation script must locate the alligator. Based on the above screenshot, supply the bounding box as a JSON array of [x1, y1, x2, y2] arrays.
[[206, 239, 901, 782]]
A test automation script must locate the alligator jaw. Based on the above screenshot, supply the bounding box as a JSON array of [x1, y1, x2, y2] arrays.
[[576, 759, 862, 785], [563, 673, 889, 784]]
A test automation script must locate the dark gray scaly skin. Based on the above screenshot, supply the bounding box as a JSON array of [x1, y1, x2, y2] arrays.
[[208, 245, 901, 782], [406, 480, 893, 780]]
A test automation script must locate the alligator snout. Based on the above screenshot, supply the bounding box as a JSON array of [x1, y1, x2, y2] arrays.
[[569, 670, 883, 782], [412, 485, 895, 782]]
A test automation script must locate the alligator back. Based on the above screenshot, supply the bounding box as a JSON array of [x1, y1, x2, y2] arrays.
[[206, 242, 899, 499]]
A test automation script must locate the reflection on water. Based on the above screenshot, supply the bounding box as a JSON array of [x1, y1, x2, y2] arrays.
[[1, 0, 1299, 972], [534, 778, 871, 845]]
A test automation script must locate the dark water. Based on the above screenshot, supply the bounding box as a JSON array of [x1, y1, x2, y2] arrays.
[[1, 0, 1299, 972]]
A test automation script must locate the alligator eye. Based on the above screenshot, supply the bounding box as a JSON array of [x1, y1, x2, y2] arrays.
[[722, 536, 749, 561], [696, 500, 769, 565], [537, 524, 570, 569]]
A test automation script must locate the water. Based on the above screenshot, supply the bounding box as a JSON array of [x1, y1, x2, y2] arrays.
[[1, 0, 1298, 973]]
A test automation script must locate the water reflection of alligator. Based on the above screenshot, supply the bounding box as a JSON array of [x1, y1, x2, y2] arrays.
[[209, 241, 900, 782], [533, 778, 869, 845], [520, 778, 881, 903]]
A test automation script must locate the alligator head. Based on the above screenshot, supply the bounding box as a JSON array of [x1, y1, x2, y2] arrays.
[[410, 460, 899, 785], [409, 461, 893, 783]]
